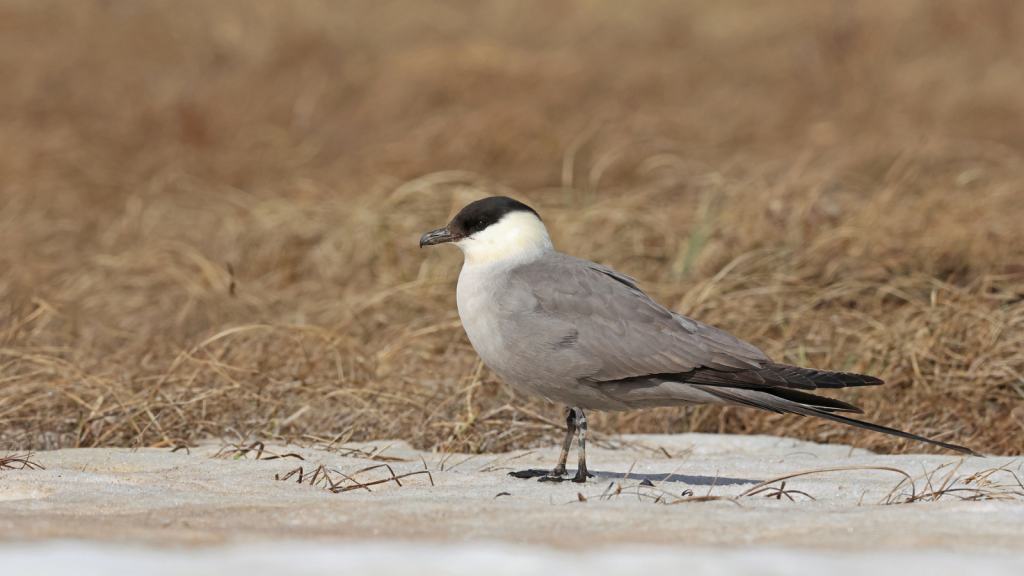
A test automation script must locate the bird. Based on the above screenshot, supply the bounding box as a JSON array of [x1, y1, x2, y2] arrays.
[[419, 196, 979, 483]]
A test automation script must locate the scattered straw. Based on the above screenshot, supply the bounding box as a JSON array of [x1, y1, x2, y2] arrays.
[[580, 460, 1024, 506], [0, 453, 44, 471], [275, 461, 434, 494]]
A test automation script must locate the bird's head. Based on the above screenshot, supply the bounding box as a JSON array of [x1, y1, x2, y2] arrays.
[[419, 196, 553, 265]]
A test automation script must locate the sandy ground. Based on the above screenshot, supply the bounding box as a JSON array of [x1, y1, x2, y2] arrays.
[[3, 434, 1024, 574]]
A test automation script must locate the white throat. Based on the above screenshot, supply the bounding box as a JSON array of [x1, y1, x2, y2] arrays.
[[455, 211, 554, 266]]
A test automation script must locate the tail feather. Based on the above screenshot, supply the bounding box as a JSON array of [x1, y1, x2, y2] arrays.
[[692, 384, 980, 457], [798, 405, 982, 457], [765, 387, 864, 414]]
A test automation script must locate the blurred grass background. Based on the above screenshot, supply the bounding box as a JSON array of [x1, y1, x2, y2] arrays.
[[2, 0, 1023, 455]]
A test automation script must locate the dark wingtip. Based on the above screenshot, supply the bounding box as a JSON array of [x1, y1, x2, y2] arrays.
[[860, 374, 885, 386], [765, 363, 885, 389]]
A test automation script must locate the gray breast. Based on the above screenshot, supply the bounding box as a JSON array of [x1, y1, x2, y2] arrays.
[[456, 257, 582, 402]]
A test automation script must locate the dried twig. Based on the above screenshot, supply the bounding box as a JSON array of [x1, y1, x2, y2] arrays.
[[274, 459, 435, 494], [0, 453, 45, 470]]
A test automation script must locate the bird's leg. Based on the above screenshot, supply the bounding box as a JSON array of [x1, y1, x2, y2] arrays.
[[549, 407, 577, 477], [535, 407, 578, 482], [571, 407, 595, 483], [508, 406, 578, 480]]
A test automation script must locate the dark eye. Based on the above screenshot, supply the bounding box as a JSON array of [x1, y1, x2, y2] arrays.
[[474, 219, 487, 231]]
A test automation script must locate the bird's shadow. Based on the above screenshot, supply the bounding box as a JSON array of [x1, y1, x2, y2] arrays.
[[511, 469, 759, 486]]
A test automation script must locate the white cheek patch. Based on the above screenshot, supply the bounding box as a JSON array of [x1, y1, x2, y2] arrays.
[[457, 211, 553, 266]]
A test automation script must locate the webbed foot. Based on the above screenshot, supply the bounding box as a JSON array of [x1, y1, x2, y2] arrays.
[[508, 468, 558, 479], [509, 465, 568, 482], [571, 468, 595, 484]]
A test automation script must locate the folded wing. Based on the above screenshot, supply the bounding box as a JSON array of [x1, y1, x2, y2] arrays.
[[509, 253, 879, 393]]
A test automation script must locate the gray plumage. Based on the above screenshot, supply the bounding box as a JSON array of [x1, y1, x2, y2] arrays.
[[463, 251, 858, 408]]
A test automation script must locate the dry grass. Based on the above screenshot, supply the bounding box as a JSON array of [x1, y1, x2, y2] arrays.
[[0, 453, 44, 471], [275, 462, 435, 494], [1, 1, 1023, 455], [581, 460, 1024, 505]]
